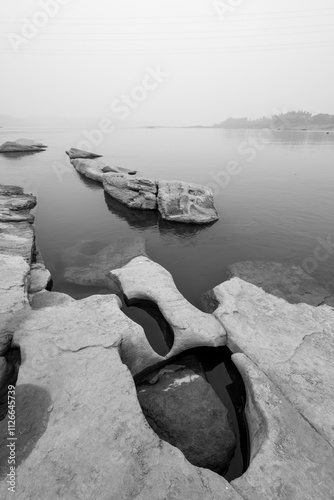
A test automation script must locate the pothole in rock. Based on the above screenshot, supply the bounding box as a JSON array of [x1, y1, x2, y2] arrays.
[[123, 298, 174, 357], [135, 346, 249, 481]]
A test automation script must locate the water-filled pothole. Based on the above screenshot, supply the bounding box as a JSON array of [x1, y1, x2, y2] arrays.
[[135, 346, 249, 481], [124, 298, 174, 357]]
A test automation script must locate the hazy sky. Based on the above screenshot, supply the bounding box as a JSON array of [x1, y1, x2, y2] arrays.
[[1, 0, 334, 125]]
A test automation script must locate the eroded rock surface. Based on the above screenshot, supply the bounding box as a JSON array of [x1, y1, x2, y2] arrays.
[[231, 353, 334, 500], [110, 256, 227, 372], [158, 180, 219, 224], [103, 174, 158, 210], [226, 260, 334, 307], [71, 158, 137, 183], [137, 356, 236, 474], [205, 277, 334, 449]]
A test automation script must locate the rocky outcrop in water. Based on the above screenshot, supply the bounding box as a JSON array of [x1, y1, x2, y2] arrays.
[[0, 139, 47, 153], [157, 180, 219, 224], [103, 173, 158, 210], [137, 355, 236, 474], [66, 147, 102, 159], [68, 149, 219, 224]]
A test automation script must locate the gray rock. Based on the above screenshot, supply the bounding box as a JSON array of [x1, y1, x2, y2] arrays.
[[157, 180, 219, 224], [29, 263, 52, 294], [66, 148, 103, 160], [0, 139, 47, 153], [207, 277, 334, 449], [103, 173, 158, 210], [71, 158, 107, 183], [109, 256, 226, 374], [0, 191, 36, 223], [0, 293, 240, 500], [137, 359, 236, 474], [226, 260, 334, 307], [0, 221, 35, 261], [71, 159, 138, 183], [231, 353, 334, 500]]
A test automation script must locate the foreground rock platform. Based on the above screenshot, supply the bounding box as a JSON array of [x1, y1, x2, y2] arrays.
[[68, 149, 219, 225], [1, 184, 334, 499]]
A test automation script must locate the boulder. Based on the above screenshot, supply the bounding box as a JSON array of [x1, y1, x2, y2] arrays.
[[66, 148, 102, 160], [157, 180, 219, 224], [103, 174, 158, 210], [0, 139, 47, 153], [28, 263, 52, 294], [137, 357, 236, 474], [60, 237, 146, 288], [226, 260, 334, 307], [205, 277, 334, 449], [109, 256, 226, 373]]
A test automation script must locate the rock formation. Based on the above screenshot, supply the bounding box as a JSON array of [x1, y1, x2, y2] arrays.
[[226, 260, 334, 307], [66, 148, 103, 159], [68, 149, 219, 224], [0, 139, 47, 153], [157, 180, 219, 224], [137, 354, 236, 474]]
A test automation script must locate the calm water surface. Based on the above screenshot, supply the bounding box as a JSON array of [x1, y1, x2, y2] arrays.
[[1, 126, 333, 301]]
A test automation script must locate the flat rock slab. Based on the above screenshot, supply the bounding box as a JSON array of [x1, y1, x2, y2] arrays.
[[60, 237, 146, 288], [0, 139, 47, 153], [71, 158, 109, 183], [103, 174, 158, 210], [231, 353, 334, 500], [226, 260, 334, 307], [137, 361, 236, 474], [0, 294, 240, 500], [208, 277, 334, 449], [66, 147, 103, 159], [0, 192, 36, 223], [110, 256, 226, 373], [158, 180, 219, 224], [0, 221, 34, 261]]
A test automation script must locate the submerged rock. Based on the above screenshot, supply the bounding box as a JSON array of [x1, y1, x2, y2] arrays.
[[60, 237, 146, 288], [226, 260, 334, 307], [103, 173, 158, 210], [157, 180, 219, 224], [137, 360, 236, 474], [0, 139, 47, 153], [66, 147, 103, 160]]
